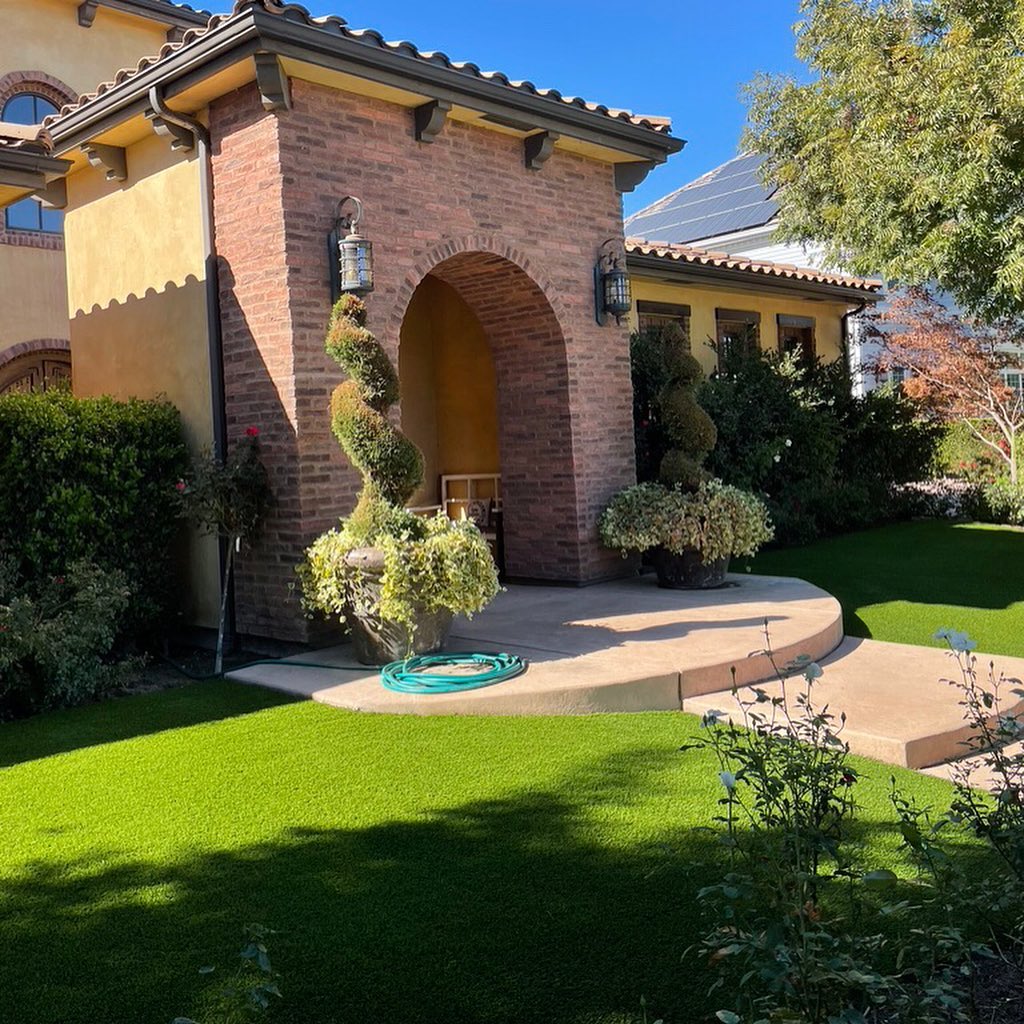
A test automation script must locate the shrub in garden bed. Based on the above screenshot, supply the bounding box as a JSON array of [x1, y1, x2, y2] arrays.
[[698, 350, 939, 544], [0, 390, 188, 640], [0, 558, 135, 718]]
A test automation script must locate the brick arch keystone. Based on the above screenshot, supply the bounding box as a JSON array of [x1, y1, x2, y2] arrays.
[[393, 240, 587, 581]]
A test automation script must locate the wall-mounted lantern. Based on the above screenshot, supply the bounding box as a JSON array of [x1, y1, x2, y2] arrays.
[[328, 195, 374, 302], [594, 238, 631, 326]]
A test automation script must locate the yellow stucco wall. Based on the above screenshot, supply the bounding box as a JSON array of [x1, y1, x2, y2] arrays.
[[399, 275, 500, 508], [0, 0, 171, 97], [0, 244, 68, 343], [630, 277, 852, 376], [0, 0, 176, 353], [64, 130, 220, 628]]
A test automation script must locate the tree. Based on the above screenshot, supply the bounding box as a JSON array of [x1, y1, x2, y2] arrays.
[[745, 0, 1024, 320], [177, 430, 272, 675], [871, 287, 1024, 483]]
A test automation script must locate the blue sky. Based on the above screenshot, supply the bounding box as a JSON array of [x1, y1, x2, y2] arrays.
[[301, 0, 807, 215]]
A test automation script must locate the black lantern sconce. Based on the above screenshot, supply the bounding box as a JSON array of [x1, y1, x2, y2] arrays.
[[328, 195, 374, 302], [594, 238, 632, 326]]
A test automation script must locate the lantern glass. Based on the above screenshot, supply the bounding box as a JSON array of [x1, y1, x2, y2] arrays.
[[602, 265, 631, 317], [339, 233, 374, 294]]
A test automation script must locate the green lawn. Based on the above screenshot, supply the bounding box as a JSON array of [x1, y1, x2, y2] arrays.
[[0, 681, 975, 1024], [747, 520, 1024, 659]]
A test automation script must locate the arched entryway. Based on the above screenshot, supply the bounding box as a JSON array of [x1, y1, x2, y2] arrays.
[[0, 341, 71, 395], [397, 250, 581, 582]]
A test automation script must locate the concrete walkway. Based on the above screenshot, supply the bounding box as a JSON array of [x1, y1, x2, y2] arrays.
[[228, 573, 1024, 772], [686, 636, 1024, 769], [229, 574, 842, 714]]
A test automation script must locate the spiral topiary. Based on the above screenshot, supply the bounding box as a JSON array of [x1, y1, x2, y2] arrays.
[[326, 294, 424, 538], [656, 321, 717, 491]]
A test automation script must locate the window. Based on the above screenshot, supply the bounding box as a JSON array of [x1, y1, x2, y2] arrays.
[[636, 301, 691, 347], [886, 366, 907, 386], [1002, 370, 1024, 395], [2, 92, 63, 234], [716, 308, 760, 369], [777, 314, 816, 366]]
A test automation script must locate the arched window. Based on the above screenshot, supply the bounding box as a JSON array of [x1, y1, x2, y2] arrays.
[[3, 92, 62, 234]]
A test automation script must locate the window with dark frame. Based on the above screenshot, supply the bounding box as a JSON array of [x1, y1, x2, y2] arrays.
[[636, 300, 691, 348], [715, 308, 760, 368], [777, 314, 816, 366], [2, 92, 63, 234]]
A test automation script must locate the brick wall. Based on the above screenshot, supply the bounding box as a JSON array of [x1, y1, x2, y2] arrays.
[[211, 79, 636, 642]]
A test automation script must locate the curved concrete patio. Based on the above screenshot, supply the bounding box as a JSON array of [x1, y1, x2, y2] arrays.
[[229, 572, 1024, 772], [229, 573, 843, 714]]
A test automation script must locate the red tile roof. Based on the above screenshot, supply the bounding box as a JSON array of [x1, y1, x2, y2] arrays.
[[625, 238, 883, 294], [44, 0, 675, 137]]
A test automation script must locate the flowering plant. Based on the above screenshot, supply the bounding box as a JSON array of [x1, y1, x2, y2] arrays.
[[599, 479, 773, 565]]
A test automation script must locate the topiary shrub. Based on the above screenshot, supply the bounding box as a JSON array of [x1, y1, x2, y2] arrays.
[[631, 323, 717, 490], [300, 295, 498, 660], [326, 294, 424, 537]]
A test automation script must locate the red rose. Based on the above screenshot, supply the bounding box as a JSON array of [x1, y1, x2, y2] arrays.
[[175, 480, 187, 493], [246, 426, 260, 438]]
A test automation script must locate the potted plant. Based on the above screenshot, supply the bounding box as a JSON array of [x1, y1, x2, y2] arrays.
[[599, 479, 773, 588], [298, 295, 499, 665], [602, 323, 772, 588]]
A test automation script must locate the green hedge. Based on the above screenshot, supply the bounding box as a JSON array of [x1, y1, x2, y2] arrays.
[[0, 391, 189, 640]]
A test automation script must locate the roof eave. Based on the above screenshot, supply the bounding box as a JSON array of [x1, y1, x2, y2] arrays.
[[87, 0, 211, 29], [626, 252, 882, 304], [47, 7, 683, 165], [0, 148, 73, 194]]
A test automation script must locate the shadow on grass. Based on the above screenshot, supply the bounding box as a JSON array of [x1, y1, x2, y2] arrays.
[[0, 737, 999, 1024], [0, 680, 299, 769]]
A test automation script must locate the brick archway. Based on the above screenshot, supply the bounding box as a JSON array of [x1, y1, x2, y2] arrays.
[[0, 71, 77, 112], [399, 249, 584, 581], [0, 338, 71, 394]]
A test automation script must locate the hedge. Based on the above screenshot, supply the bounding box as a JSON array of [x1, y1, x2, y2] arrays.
[[0, 390, 189, 640]]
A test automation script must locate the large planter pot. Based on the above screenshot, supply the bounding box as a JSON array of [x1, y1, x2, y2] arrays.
[[342, 547, 453, 666], [651, 547, 730, 590]]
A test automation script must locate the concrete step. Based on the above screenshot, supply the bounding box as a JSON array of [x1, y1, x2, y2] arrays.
[[228, 573, 843, 715], [685, 637, 1024, 770]]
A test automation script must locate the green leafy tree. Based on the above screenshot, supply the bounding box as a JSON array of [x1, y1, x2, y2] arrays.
[[745, 0, 1024, 319]]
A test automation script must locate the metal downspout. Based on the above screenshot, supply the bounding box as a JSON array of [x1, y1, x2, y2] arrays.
[[147, 85, 234, 648]]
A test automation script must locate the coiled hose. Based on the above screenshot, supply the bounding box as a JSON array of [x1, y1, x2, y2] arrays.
[[380, 652, 527, 694]]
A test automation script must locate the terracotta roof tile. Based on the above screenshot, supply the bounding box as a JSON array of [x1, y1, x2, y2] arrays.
[[625, 238, 883, 294], [44, 0, 675, 136]]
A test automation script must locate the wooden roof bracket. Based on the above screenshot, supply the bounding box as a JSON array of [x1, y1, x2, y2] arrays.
[[83, 142, 127, 181]]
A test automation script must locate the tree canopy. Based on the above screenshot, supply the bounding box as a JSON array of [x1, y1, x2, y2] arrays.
[[745, 0, 1024, 320]]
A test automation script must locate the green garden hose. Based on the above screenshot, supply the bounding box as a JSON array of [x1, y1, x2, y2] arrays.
[[380, 652, 527, 694]]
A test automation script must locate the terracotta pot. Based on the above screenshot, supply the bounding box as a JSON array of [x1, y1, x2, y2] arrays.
[[342, 547, 454, 666], [651, 547, 730, 590]]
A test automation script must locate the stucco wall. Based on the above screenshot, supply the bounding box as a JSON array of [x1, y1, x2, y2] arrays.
[[399, 275, 500, 508], [630, 278, 851, 375], [0, 244, 69, 347], [64, 131, 219, 628], [0, 0, 177, 357], [0, 0, 170, 98]]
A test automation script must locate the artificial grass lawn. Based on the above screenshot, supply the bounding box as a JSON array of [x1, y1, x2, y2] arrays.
[[0, 681, 979, 1024], [747, 520, 1024, 659]]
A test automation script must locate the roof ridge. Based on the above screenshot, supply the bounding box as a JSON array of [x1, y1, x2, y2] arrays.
[[45, 0, 676, 137]]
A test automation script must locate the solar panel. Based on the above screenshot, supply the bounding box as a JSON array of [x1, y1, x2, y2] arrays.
[[625, 153, 779, 244]]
